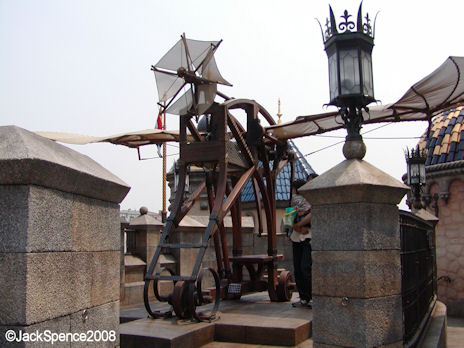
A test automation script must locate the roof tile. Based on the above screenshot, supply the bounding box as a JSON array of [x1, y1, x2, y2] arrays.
[[419, 107, 464, 166], [240, 141, 315, 203]]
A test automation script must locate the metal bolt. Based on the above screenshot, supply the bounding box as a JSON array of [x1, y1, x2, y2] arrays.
[[341, 297, 349, 307], [82, 309, 88, 323]]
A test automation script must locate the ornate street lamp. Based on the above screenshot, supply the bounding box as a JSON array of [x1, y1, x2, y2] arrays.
[[320, 3, 376, 158], [405, 146, 427, 209]]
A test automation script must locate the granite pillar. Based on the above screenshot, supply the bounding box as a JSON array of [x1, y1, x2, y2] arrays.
[[123, 208, 164, 306], [300, 158, 409, 347], [0, 126, 130, 347], [129, 207, 163, 264]]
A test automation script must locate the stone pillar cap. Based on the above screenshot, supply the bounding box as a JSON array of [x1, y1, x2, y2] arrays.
[[129, 213, 163, 227], [300, 159, 409, 205], [411, 208, 439, 225], [0, 126, 130, 203]]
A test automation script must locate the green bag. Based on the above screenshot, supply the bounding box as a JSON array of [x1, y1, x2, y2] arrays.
[[283, 207, 297, 229]]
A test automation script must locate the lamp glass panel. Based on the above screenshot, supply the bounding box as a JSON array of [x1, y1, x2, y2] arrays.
[[361, 50, 374, 97], [328, 51, 339, 101], [419, 164, 426, 183], [174, 173, 179, 191], [340, 49, 361, 96], [409, 163, 420, 185]]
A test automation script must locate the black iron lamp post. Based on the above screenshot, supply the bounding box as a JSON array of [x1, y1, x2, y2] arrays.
[[405, 147, 427, 210], [320, 3, 376, 159]]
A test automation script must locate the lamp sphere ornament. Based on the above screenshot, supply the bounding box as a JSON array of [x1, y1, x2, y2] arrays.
[[343, 139, 366, 160]]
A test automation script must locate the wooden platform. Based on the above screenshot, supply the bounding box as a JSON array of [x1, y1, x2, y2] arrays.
[[120, 292, 312, 347]]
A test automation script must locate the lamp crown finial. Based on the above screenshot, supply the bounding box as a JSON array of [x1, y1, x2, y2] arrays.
[[322, 2, 374, 43]]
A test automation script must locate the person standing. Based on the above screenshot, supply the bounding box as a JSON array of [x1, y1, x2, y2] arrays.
[[289, 177, 315, 307]]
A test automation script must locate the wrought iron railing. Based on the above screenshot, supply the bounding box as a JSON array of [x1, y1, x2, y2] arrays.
[[400, 210, 437, 345]]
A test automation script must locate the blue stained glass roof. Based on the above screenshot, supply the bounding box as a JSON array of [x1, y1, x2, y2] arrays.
[[241, 140, 315, 203]]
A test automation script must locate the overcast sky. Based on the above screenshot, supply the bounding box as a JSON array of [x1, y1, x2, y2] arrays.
[[1, 0, 463, 212]]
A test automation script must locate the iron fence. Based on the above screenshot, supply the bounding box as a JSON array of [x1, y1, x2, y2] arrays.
[[400, 210, 437, 344]]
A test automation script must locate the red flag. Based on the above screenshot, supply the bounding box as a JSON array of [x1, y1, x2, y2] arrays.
[[156, 109, 163, 157], [156, 110, 163, 130]]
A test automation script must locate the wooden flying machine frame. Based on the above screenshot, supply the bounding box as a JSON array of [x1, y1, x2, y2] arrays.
[[144, 35, 296, 321]]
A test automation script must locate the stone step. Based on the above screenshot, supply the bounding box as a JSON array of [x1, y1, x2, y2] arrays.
[[202, 337, 314, 348], [120, 317, 215, 348], [120, 312, 311, 348], [120, 292, 312, 347], [214, 311, 311, 346]]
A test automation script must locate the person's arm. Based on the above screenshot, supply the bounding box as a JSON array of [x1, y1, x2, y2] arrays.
[[293, 212, 311, 233]]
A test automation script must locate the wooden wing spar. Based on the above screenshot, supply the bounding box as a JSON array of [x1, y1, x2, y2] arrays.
[[36, 129, 195, 147]]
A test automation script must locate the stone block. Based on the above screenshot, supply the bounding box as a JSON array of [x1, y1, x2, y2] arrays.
[[125, 266, 145, 283], [314, 341, 402, 348], [71, 196, 120, 252], [214, 322, 246, 343], [0, 302, 118, 347], [0, 315, 72, 348], [179, 249, 197, 276], [0, 185, 120, 253], [312, 250, 401, 298], [25, 252, 90, 325], [311, 203, 400, 251], [0, 251, 119, 326], [88, 251, 120, 307], [27, 186, 73, 252], [0, 253, 27, 325], [312, 295, 403, 347], [70, 301, 120, 348], [224, 229, 253, 248], [0, 185, 73, 253], [0, 185, 31, 253], [123, 282, 146, 306]]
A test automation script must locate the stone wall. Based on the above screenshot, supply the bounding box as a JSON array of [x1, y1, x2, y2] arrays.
[[427, 176, 464, 308], [0, 126, 129, 347]]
